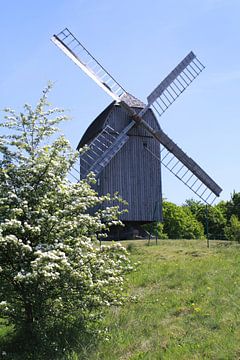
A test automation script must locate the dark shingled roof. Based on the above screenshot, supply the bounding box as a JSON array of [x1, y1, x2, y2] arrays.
[[77, 102, 115, 149], [77, 93, 145, 150]]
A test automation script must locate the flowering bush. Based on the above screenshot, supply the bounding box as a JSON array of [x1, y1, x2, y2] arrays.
[[0, 84, 132, 349]]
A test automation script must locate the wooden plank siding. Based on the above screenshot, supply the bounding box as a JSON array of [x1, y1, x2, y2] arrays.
[[95, 104, 163, 222]]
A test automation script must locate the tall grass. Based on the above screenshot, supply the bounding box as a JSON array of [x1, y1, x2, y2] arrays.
[[1, 240, 240, 359], [89, 240, 240, 359]]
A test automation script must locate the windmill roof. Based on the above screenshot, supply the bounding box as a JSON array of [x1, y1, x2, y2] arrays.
[[77, 102, 115, 149], [77, 93, 145, 150], [120, 93, 146, 108]]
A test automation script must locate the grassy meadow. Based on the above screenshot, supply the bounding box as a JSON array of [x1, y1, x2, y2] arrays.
[[89, 240, 240, 360], [1, 239, 240, 359]]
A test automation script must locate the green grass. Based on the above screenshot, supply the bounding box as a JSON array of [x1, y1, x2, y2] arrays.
[[89, 240, 240, 359], [2, 240, 240, 359]]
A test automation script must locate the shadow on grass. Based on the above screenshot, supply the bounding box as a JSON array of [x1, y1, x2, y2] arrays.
[[0, 322, 98, 360]]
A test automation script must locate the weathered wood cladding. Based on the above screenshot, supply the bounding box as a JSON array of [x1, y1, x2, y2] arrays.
[[93, 104, 163, 222]]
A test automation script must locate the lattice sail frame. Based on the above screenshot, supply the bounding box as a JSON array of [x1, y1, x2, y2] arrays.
[[51, 28, 126, 102], [79, 125, 129, 178], [139, 51, 205, 118], [144, 145, 218, 204], [52, 28, 222, 205]]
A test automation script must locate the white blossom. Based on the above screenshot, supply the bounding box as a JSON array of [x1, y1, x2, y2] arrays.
[[0, 84, 132, 343]]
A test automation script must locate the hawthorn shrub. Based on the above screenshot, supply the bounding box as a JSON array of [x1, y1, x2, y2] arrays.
[[0, 85, 132, 355]]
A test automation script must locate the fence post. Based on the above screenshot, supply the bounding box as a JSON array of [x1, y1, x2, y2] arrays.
[[205, 205, 209, 248]]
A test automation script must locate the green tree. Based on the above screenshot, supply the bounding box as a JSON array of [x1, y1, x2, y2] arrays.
[[142, 222, 168, 239], [0, 85, 132, 355], [184, 199, 227, 239], [163, 201, 204, 239], [224, 215, 240, 241], [225, 191, 240, 221]]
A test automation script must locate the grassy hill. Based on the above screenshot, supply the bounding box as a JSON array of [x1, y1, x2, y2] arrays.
[[1, 240, 240, 359], [89, 240, 240, 360]]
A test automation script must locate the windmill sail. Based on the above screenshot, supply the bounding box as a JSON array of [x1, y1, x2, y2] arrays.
[[80, 112, 222, 203], [142, 127, 222, 203], [80, 121, 135, 178], [139, 51, 204, 118], [156, 129, 221, 194], [51, 28, 127, 102], [51, 28, 222, 204]]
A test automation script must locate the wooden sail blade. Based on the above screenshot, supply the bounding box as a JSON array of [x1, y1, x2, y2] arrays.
[[141, 122, 222, 201], [144, 144, 218, 204], [51, 28, 127, 102], [80, 122, 135, 178], [139, 51, 205, 118]]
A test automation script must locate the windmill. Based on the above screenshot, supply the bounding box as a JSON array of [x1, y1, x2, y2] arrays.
[[51, 28, 222, 239]]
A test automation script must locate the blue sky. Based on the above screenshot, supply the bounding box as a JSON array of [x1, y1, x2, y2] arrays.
[[0, 0, 239, 204]]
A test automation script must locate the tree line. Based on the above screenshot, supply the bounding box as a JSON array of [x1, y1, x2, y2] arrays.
[[152, 193, 240, 240]]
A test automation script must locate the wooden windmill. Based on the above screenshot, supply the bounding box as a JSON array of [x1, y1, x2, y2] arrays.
[[51, 28, 222, 239]]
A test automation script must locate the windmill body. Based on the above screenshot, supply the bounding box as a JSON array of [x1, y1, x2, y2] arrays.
[[51, 28, 223, 238], [78, 95, 162, 236]]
